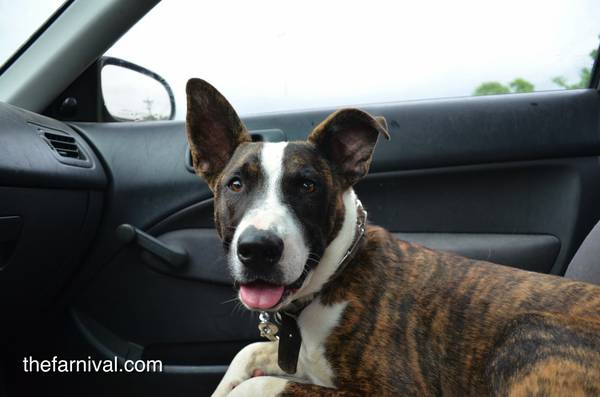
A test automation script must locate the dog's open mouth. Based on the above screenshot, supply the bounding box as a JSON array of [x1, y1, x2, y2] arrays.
[[239, 281, 297, 310], [237, 262, 313, 310]]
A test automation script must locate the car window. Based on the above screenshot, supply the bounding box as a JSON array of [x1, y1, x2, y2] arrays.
[[0, 0, 67, 69], [106, 0, 600, 119]]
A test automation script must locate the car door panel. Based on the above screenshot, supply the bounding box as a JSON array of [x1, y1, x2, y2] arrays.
[[392, 233, 560, 273], [354, 158, 594, 274], [55, 88, 600, 394]]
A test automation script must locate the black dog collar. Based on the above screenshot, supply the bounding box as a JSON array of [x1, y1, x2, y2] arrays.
[[258, 198, 367, 374]]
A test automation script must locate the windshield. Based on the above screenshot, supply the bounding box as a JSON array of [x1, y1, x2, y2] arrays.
[[0, 0, 66, 69]]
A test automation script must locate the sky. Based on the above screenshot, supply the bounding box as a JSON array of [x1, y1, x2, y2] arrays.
[[0, 0, 65, 64], [2, 1, 600, 119]]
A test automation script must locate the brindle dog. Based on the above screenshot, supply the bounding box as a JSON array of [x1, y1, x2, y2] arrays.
[[185, 78, 600, 396]]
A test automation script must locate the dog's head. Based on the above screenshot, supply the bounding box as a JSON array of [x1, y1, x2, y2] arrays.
[[186, 78, 389, 311]]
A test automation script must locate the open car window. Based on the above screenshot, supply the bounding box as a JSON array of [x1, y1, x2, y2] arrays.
[[106, 0, 600, 119]]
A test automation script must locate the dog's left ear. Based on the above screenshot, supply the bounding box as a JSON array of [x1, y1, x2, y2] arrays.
[[308, 109, 390, 187], [186, 78, 252, 189]]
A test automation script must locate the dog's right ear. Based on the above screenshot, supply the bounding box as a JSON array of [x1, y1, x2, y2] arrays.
[[186, 78, 251, 189]]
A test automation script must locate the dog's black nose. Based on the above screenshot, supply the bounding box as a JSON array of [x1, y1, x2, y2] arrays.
[[237, 227, 283, 269]]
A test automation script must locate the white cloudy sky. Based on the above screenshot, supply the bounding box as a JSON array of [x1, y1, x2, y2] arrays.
[[2, 1, 600, 119], [0, 0, 65, 62]]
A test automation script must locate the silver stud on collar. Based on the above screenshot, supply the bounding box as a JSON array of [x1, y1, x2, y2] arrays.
[[337, 198, 366, 267]]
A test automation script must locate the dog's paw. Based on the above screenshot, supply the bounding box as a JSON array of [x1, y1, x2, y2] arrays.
[[211, 341, 279, 397], [227, 376, 288, 397], [211, 371, 250, 397]]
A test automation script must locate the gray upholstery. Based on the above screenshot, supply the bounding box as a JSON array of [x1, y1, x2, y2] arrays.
[[565, 221, 600, 285]]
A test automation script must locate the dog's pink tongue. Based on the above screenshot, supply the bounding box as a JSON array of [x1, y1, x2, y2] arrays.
[[239, 282, 284, 309]]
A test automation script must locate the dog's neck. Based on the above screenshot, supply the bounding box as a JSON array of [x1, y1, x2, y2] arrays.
[[293, 188, 360, 302], [267, 188, 362, 374]]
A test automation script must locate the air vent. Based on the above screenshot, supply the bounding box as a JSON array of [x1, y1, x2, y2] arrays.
[[43, 132, 85, 160], [32, 122, 92, 168]]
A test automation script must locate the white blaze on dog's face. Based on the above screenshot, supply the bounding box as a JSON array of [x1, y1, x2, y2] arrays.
[[186, 78, 389, 311], [230, 142, 309, 306]]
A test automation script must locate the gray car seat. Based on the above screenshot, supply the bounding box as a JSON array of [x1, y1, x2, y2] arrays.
[[564, 221, 600, 285]]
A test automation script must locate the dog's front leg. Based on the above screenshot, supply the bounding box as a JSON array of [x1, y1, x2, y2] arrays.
[[212, 341, 294, 397], [226, 376, 288, 397], [230, 378, 357, 397]]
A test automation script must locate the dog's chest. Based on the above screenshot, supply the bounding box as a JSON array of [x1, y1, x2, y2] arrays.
[[296, 300, 348, 387]]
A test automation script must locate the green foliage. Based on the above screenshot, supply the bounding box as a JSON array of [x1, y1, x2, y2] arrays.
[[474, 37, 599, 96], [509, 78, 535, 93], [551, 41, 598, 89], [473, 81, 511, 96], [551, 69, 590, 90], [473, 78, 534, 96]]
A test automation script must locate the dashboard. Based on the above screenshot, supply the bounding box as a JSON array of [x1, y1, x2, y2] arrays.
[[0, 101, 106, 332]]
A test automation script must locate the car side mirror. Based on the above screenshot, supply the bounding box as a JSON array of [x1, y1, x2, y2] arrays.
[[100, 56, 176, 121]]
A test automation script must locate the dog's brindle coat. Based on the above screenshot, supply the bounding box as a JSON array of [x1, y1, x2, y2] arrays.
[[186, 78, 600, 396]]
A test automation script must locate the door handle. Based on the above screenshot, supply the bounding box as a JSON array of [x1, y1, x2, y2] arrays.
[[116, 224, 188, 271]]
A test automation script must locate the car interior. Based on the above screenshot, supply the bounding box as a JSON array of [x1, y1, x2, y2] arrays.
[[1, 1, 600, 396]]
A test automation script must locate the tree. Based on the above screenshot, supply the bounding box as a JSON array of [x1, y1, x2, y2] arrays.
[[552, 47, 597, 89], [473, 78, 534, 96], [474, 37, 598, 95], [509, 78, 535, 93], [473, 81, 511, 96]]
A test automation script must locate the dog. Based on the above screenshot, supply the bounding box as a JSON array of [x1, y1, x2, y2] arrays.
[[185, 78, 600, 396]]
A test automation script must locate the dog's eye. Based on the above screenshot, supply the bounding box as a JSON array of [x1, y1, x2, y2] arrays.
[[300, 179, 316, 193], [228, 177, 243, 192]]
